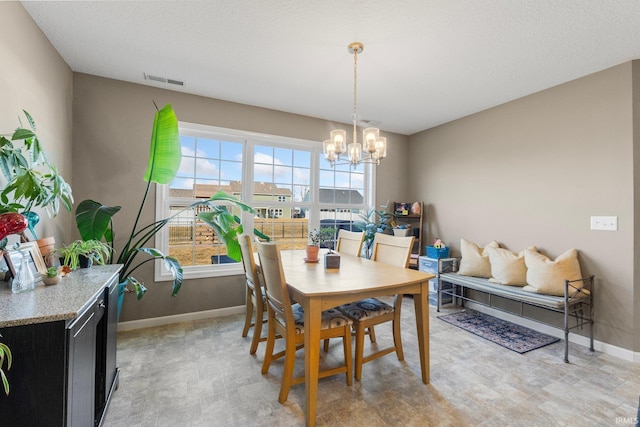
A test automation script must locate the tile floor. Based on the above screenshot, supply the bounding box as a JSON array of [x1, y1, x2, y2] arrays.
[[103, 298, 640, 426]]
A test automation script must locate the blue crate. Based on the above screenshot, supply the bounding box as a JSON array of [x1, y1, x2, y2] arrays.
[[426, 246, 450, 259]]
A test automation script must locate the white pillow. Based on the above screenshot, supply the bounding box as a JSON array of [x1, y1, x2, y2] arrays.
[[486, 246, 537, 286], [457, 239, 499, 278], [522, 248, 583, 296]]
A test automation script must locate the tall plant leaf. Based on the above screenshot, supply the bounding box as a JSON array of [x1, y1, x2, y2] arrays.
[[75, 199, 122, 242], [143, 104, 180, 184]]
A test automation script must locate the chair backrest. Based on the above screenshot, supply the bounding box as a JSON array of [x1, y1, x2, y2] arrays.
[[238, 234, 263, 295], [335, 229, 365, 257], [371, 233, 415, 268], [256, 241, 290, 321]]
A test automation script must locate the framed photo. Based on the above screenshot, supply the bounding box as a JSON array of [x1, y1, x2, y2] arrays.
[[20, 242, 47, 275], [394, 202, 410, 216], [4, 244, 44, 282]]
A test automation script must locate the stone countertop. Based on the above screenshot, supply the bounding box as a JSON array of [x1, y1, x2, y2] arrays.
[[0, 264, 122, 328]]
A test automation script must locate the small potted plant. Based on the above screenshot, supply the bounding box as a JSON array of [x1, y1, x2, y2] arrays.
[[43, 266, 60, 286], [306, 229, 322, 262], [306, 227, 336, 263], [55, 239, 112, 270]]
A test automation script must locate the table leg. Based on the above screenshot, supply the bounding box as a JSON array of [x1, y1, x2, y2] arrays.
[[303, 297, 321, 427], [413, 281, 430, 384]]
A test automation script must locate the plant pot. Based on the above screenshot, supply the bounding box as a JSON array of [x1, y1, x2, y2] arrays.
[[36, 236, 56, 267], [42, 275, 60, 286], [305, 245, 319, 262], [79, 254, 93, 268]]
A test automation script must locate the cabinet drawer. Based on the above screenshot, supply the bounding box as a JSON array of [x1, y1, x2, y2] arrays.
[[418, 256, 438, 273]]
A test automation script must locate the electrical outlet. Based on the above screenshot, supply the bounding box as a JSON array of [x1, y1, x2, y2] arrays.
[[590, 216, 618, 231]]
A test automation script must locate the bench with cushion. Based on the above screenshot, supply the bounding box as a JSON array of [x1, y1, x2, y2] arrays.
[[436, 239, 594, 362]]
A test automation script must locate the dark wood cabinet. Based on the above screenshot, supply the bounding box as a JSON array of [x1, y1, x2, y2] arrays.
[[0, 266, 121, 426]]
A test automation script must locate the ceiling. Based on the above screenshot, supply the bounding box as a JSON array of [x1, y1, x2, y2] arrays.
[[21, 0, 640, 136]]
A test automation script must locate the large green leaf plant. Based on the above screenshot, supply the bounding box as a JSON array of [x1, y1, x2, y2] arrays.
[[0, 111, 74, 241], [75, 104, 259, 300]]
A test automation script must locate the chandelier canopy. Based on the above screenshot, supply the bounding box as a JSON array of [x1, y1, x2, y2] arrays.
[[323, 42, 387, 167]]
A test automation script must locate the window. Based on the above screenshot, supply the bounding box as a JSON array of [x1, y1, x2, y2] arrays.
[[155, 122, 373, 280]]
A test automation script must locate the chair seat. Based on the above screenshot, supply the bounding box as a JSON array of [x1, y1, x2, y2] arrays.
[[337, 298, 393, 321], [283, 304, 352, 334]]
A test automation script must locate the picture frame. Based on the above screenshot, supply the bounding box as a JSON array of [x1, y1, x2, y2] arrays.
[[20, 242, 47, 275], [394, 202, 410, 216], [3, 243, 44, 282]]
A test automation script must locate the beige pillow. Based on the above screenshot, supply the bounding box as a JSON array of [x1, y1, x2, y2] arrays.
[[522, 248, 583, 296], [486, 246, 537, 286], [457, 239, 499, 278]]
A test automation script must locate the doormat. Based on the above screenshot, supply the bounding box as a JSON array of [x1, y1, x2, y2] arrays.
[[437, 309, 560, 354]]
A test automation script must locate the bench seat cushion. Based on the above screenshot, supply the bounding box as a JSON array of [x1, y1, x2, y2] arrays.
[[439, 273, 588, 309]]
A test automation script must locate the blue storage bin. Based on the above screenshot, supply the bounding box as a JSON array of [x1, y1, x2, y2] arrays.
[[426, 246, 450, 259]]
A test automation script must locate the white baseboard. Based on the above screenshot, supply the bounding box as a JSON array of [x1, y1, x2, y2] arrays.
[[117, 305, 245, 332], [467, 303, 640, 363]]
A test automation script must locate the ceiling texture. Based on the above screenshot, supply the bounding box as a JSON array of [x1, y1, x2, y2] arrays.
[[21, 0, 640, 136]]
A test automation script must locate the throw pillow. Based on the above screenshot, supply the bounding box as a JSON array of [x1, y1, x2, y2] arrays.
[[486, 246, 537, 286], [522, 248, 583, 296], [457, 239, 499, 278]]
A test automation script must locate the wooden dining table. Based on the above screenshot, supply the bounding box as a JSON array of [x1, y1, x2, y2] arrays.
[[264, 249, 435, 427]]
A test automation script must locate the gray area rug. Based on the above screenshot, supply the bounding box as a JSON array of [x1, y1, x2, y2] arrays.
[[437, 309, 560, 354]]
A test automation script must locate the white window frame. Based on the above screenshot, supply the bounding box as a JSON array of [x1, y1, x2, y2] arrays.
[[155, 122, 375, 281]]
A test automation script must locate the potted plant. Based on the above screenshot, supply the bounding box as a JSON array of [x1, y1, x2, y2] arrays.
[[55, 239, 112, 270], [73, 104, 266, 319], [42, 266, 61, 286], [0, 111, 73, 245], [355, 203, 396, 259], [0, 336, 11, 396], [306, 227, 336, 262]]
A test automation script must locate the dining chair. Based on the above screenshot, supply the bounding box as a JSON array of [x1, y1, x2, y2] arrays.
[[239, 234, 267, 355], [337, 233, 415, 381], [335, 229, 365, 258], [256, 241, 353, 403]]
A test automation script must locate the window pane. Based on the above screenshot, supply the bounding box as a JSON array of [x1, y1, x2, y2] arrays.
[[195, 158, 219, 180], [220, 160, 242, 182], [274, 147, 293, 166]]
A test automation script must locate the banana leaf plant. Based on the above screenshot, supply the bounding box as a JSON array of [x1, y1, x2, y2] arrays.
[[75, 103, 266, 301]]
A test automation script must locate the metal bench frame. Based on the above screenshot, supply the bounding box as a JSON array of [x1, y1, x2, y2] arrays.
[[438, 271, 594, 362]]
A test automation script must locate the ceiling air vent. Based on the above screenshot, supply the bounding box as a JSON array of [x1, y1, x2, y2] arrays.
[[143, 73, 184, 86]]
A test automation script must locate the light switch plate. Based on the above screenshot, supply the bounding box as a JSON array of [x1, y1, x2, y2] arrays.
[[590, 216, 618, 231]]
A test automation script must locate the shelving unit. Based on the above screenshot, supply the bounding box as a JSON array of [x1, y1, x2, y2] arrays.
[[392, 201, 423, 269]]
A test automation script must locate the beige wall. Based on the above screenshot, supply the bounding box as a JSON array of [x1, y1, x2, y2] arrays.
[[72, 74, 409, 321], [633, 62, 640, 353], [409, 62, 637, 350], [0, 2, 74, 243]]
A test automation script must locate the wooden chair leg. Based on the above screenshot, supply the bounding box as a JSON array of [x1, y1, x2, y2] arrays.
[[249, 300, 264, 355], [323, 338, 330, 352], [242, 287, 253, 338], [261, 318, 276, 375], [343, 327, 353, 386], [368, 326, 376, 343], [393, 294, 404, 361], [392, 313, 404, 361], [278, 336, 297, 403], [354, 322, 366, 381]]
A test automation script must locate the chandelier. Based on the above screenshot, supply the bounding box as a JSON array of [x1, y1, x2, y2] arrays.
[[323, 42, 387, 167]]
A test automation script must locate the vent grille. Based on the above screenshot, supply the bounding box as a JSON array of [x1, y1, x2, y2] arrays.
[[143, 73, 184, 86]]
